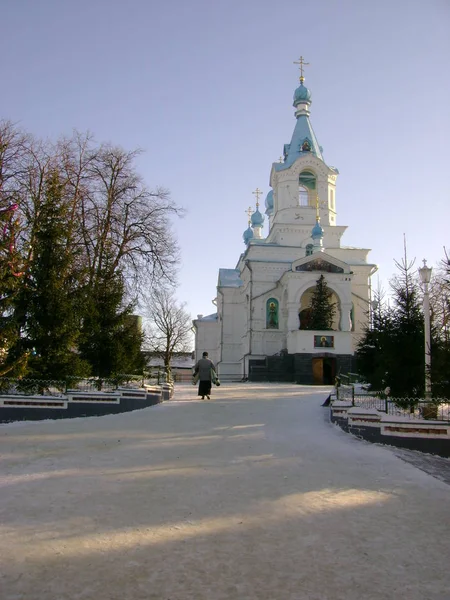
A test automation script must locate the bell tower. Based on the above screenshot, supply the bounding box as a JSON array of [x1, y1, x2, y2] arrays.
[[266, 58, 339, 242]]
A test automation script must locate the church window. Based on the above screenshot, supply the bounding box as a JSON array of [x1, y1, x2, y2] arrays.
[[299, 185, 309, 206], [306, 244, 313, 256], [299, 171, 316, 207], [299, 170, 316, 190], [266, 298, 279, 329]]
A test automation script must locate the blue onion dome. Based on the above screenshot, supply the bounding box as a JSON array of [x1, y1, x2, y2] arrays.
[[243, 226, 254, 245], [251, 208, 264, 227], [265, 190, 273, 211], [293, 83, 312, 107], [311, 220, 324, 239]]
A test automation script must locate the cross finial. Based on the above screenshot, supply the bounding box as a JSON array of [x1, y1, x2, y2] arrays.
[[245, 206, 253, 225], [252, 187, 262, 208], [293, 56, 309, 83], [315, 194, 320, 221]]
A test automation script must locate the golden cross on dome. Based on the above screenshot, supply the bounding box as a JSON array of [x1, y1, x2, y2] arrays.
[[252, 187, 262, 208], [245, 206, 253, 225], [315, 194, 320, 221], [293, 56, 309, 83]]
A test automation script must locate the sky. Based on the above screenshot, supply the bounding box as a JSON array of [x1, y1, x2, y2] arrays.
[[1, 0, 449, 321]]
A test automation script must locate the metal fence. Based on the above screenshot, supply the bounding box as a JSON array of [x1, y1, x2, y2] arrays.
[[0, 371, 169, 397], [336, 384, 450, 422]]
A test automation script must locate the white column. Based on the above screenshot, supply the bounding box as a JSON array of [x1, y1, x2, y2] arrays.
[[287, 303, 300, 331], [340, 303, 352, 332]]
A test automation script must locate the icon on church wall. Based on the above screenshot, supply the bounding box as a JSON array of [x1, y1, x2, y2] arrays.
[[266, 298, 279, 329], [314, 335, 334, 348], [301, 140, 311, 152]]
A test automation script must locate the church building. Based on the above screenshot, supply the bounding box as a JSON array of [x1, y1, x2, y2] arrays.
[[193, 61, 377, 384]]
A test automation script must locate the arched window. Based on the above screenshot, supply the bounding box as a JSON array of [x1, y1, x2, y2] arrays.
[[299, 170, 316, 206], [266, 298, 279, 329], [299, 170, 316, 190], [305, 244, 313, 256]]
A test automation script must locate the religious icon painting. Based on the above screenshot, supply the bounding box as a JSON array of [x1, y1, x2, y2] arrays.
[[314, 335, 334, 348]]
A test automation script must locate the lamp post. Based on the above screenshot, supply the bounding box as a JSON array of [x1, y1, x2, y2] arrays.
[[418, 259, 432, 399]]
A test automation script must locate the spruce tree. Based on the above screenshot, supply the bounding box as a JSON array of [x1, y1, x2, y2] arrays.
[[306, 274, 336, 330], [21, 170, 89, 380], [78, 269, 145, 378], [387, 252, 424, 397], [356, 244, 425, 398], [0, 202, 28, 377], [356, 290, 394, 390]]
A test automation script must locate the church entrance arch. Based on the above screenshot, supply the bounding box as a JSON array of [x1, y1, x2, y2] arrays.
[[298, 286, 341, 330]]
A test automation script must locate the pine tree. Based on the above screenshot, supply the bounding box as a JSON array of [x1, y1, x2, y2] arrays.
[[387, 251, 424, 397], [306, 274, 336, 330], [78, 269, 145, 379], [356, 243, 425, 398], [356, 289, 394, 390], [19, 170, 89, 380], [0, 203, 28, 376]]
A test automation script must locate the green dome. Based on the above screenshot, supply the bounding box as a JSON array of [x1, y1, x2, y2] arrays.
[[293, 83, 311, 107], [243, 226, 254, 245], [251, 208, 264, 227]]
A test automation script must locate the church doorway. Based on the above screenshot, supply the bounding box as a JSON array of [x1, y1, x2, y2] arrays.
[[312, 357, 336, 385]]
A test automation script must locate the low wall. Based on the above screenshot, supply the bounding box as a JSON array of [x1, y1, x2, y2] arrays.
[[330, 402, 450, 458], [0, 383, 174, 424]]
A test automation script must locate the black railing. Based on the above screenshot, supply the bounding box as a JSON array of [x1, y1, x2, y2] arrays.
[[334, 382, 450, 422], [0, 372, 168, 397], [0, 377, 66, 396]]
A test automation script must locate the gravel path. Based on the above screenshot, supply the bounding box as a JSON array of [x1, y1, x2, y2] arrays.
[[1, 383, 449, 600]]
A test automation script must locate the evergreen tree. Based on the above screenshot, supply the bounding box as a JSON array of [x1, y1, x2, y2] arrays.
[[19, 170, 89, 380], [387, 252, 424, 397], [0, 203, 28, 376], [306, 274, 336, 330], [356, 244, 425, 398], [356, 290, 394, 391], [78, 269, 145, 378]]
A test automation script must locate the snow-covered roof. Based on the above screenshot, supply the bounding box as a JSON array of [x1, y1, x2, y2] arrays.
[[195, 313, 218, 322]]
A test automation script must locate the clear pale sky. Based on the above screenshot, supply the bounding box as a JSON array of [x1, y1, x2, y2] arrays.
[[2, 0, 449, 320]]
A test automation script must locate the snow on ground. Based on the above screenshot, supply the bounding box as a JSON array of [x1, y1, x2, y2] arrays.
[[0, 383, 449, 600]]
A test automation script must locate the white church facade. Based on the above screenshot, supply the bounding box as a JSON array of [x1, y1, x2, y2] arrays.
[[193, 64, 377, 384]]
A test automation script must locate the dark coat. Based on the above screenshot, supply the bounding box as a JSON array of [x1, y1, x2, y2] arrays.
[[194, 357, 215, 381]]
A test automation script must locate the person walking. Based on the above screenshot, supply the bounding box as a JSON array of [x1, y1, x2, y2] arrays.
[[194, 352, 216, 400]]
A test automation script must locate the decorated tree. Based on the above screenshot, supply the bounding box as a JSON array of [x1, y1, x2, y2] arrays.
[[306, 274, 336, 330]]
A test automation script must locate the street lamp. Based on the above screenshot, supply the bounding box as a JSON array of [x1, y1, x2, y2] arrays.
[[418, 259, 433, 398]]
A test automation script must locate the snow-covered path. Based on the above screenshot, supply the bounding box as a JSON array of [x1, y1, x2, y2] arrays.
[[1, 383, 449, 600]]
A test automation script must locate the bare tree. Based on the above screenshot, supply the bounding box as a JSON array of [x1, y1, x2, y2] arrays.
[[0, 123, 184, 377], [146, 287, 193, 379], [79, 143, 183, 290]]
